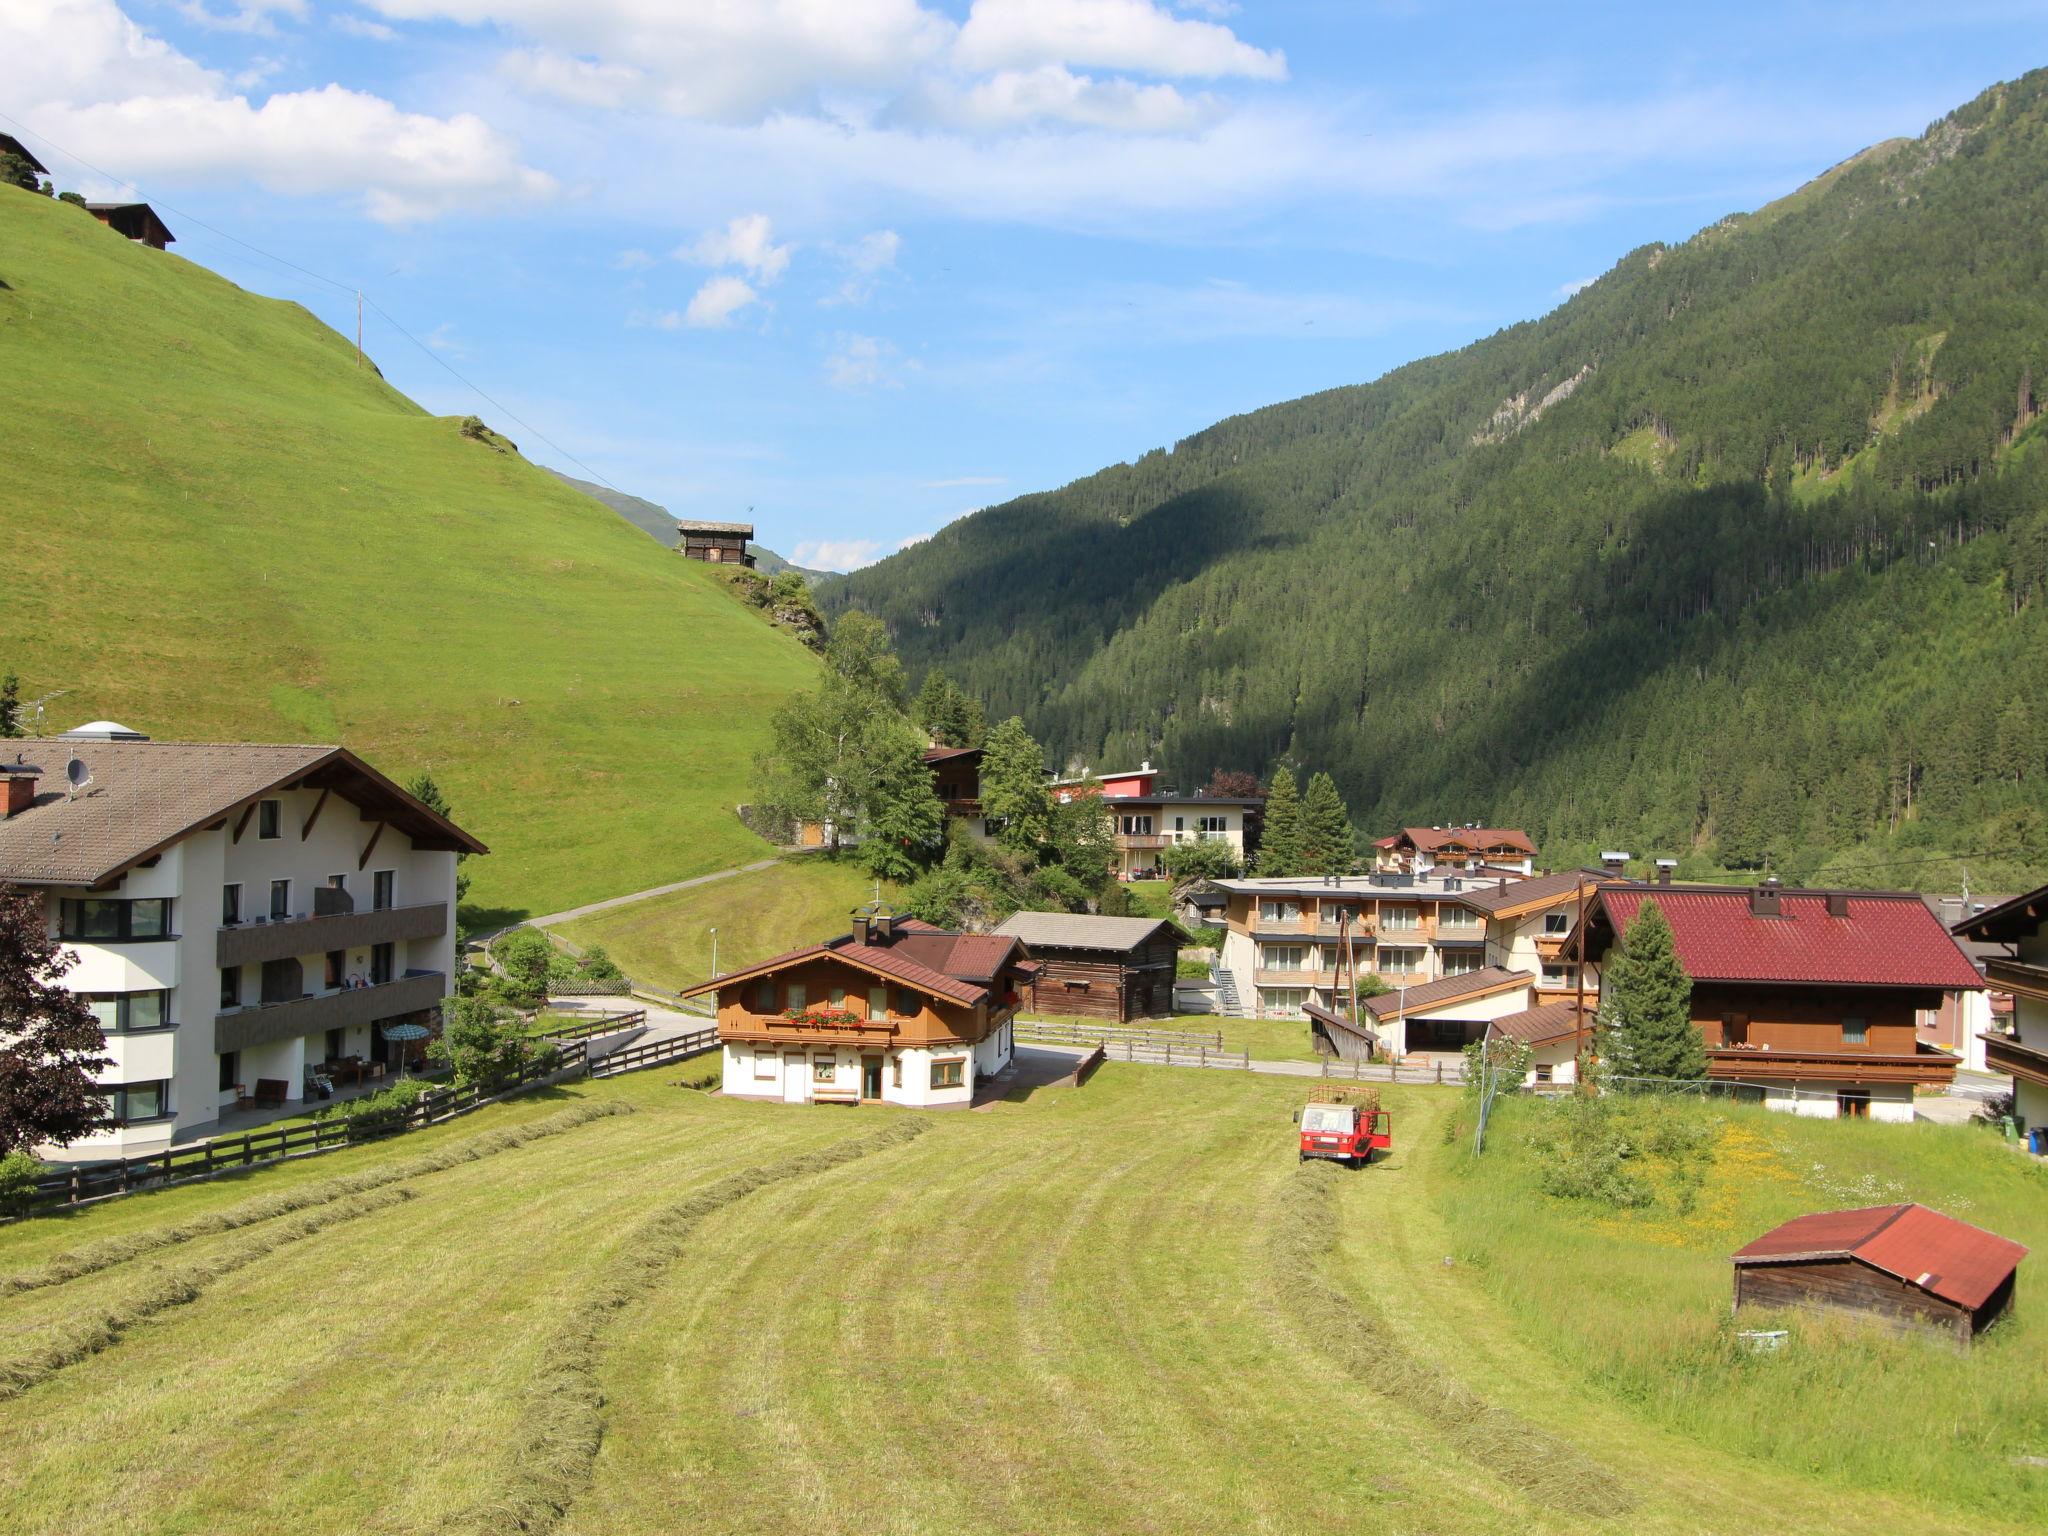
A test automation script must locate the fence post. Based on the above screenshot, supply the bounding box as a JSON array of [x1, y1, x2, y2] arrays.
[[1435, 1061, 1443, 1085], [1243, 1048, 1250, 1071]]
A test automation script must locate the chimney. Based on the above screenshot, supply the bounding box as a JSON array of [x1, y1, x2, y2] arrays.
[[851, 906, 872, 946], [1601, 850, 1631, 873], [1826, 892, 1850, 918], [1750, 883, 1782, 918], [2, 764, 39, 819], [1655, 858, 1676, 886]]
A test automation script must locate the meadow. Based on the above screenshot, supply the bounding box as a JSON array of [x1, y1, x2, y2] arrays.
[[2, 1064, 2038, 1535], [0, 191, 818, 924]]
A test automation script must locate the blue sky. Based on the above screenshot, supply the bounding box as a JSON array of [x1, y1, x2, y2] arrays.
[[6, 2, 2045, 569]]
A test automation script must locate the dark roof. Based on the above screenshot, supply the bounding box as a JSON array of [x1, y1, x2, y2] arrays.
[[0, 738, 486, 888], [1486, 999, 1586, 1047], [993, 911, 1175, 953], [1588, 887, 1983, 990], [1950, 881, 2048, 944], [85, 202, 175, 244], [1305, 1000, 1377, 1043], [1733, 1204, 2027, 1312], [680, 922, 1027, 1007], [676, 520, 754, 536], [0, 133, 49, 176], [920, 745, 981, 765], [1388, 826, 1535, 855], [1456, 869, 1603, 916], [1361, 966, 1531, 1018]]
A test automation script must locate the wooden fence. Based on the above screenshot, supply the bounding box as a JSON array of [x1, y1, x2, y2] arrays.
[[540, 1008, 646, 1043], [1016, 1018, 1224, 1052], [23, 1018, 723, 1214]]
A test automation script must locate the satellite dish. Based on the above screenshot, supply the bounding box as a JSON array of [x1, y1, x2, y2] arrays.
[[65, 758, 93, 798]]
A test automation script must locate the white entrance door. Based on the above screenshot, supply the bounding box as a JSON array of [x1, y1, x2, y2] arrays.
[[782, 1053, 808, 1104]]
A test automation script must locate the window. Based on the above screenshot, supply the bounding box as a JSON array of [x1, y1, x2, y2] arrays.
[[257, 799, 281, 840], [103, 1080, 170, 1123], [58, 898, 172, 940], [930, 1057, 965, 1090], [1259, 944, 1308, 972], [1380, 906, 1419, 931], [1540, 962, 1573, 988], [1441, 951, 1483, 977], [269, 879, 290, 921], [218, 1052, 238, 1092], [220, 967, 241, 1009], [1258, 987, 1307, 1016], [1543, 911, 1571, 935], [829, 985, 846, 1008], [1380, 947, 1425, 976], [892, 1053, 903, 1088], [325, 951, 346, 989], [868, 986, 888, 1019], [1841, 1016, 1868, 1045], [1258, 899, 1300, 923], [85, 991, 170, 1032], [787, 982, 808, 1012], [1439, 906, 1479, 930], [1119, 814, 1154, 836], [1722, 1014, 1749, 1046], [1198, 814, 1228, 835], [1173, 815, 1185, 832], [753, 979, 779, 1013], [370, 943, 394, 986], [813, 1056, 837, 1084], [222, 884, 242, 926], [373, 870, 395, 911], [893, 988, 919, 1017], [753, 1050, 777, 1080], [1534, 1063, 1554, 1083]]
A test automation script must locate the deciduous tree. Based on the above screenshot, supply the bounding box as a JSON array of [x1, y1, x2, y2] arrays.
[[0, 884, 113, 1153], [980, 717, 1053, 855]]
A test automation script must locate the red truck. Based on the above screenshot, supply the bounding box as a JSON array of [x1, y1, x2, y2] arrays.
[[1298, 1089, 1391, 1168]]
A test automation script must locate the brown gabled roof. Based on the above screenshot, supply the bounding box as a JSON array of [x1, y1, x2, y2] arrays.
[[1486, 999, 1587, 1047], [1454, 869, 1586, 916], [0, 737, 486, 888], [1360, 966, 1532, 1019], [1394, 826, 1535, 855], [681, 924, 1027, 1007], [919, 745, 981, 765], [1734, 1204, 2027, 1312], [1950, 881, 2048, 944]]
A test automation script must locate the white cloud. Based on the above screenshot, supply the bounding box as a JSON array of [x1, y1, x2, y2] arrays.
[[823, 332, 904, 390], [612, 247, 656, 270], [2, 0, 552, 222], [792, 531, 930, 571], [332, 12, 398, 40], [683, 274, 761, 328], [1558, 274, 1598, 297], [824, 228, 900, 304], [924, 64, 1219, 134], [922, 475, 1005, 488], [498, 47, 643, 109], [954, 0, 1285, 81], [680, 212, 792, 282], [426, 322, 469, 355], [177, 0, 307, 35]]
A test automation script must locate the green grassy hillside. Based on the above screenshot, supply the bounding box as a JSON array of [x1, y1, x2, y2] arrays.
[[0, 190, 818, 922], [1, 1070, 2035, 1533], [828, 70, 2048, 890]]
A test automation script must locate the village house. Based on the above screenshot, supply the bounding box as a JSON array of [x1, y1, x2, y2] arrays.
[[683, 903, 1033, 1108], [1052, 762, 1262, 881], [923, 744, 997, 843], [992, 911, 1179, 1021], [0, 724, 483, 1159], [1, 133, 50, 181], [1917, 894, 2007, 1072], [1372, 825, 1536, 877], [1732, 1204, 2026, 1345], [1484, 999, 1593, 1086], [1573, 882, 1979, 1121], [1949, 880, 2048, 1139], [86, 202, 176, 250], [676, 519, 755, 566]]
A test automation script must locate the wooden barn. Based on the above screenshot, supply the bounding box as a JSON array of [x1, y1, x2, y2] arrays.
[[86, 201, 176, 250], [992, 912, 1179, 1021], [1732, 1203, 2027, 1346], [2, 133, 50, 180], [1306, 1000, 1379, 1062], [677, 519, 755, 566]]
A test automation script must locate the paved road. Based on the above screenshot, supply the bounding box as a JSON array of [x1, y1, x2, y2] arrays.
[[547, 993, 710, 1043], [523, 858, 788, 930]]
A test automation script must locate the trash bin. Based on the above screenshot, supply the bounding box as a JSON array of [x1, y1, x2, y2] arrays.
[[2028, 1126, 2047, 1157]]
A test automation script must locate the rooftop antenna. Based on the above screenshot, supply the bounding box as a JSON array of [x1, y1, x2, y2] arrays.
[[23, 687, 69, 735], [64, 756, 93, 800]]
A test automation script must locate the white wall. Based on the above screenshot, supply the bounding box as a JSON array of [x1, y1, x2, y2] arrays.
[[719, 1037, 988, 1109], [1759, 1082, 1915, 1123]]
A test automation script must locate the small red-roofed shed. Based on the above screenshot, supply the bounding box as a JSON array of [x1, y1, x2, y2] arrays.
[[1733, 1203, 2027, 1345]]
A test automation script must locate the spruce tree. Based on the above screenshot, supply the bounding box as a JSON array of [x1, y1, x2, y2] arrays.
[[0, 673, 19, 739], [1597, 899, 1704, 1083], [1256, 767, 1304, 876], [1299, 771, 1354, 875]]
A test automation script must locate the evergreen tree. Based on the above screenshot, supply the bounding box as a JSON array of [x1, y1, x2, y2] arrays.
[[1597, 899, 1704, 1083], [1256, 767, 1304, 876], [913, 669, 986, 748], [857, 723, 946, 881], [1993, 697, 2038, 784], [1298, 771, 1354, 875], [979, 717, 1053, 855], [405, 772, 471, 906], [0, 884, 114, 1152], [0, 673, 19, 739]]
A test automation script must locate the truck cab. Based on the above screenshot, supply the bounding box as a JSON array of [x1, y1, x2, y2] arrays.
[[1299, 1094, 1391, 1167]]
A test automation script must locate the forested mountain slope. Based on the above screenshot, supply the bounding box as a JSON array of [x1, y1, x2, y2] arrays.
[[0, 190, 817, 920], [827, 71, 2048, 886]]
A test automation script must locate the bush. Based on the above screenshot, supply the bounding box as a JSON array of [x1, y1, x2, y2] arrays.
[[434, 994, 557, 1091], [495, 928, 552, 1005], [0, 1149, 42, 1219], [579, 945, 625, 984], [1175, 954, 1213, 980], [320, 1076, 437, 1139]]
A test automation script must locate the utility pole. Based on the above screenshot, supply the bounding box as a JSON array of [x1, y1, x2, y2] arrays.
[[1572, 873, 1591, 1090], [709, 927, 718, 981], [356, 291, 363, 368]]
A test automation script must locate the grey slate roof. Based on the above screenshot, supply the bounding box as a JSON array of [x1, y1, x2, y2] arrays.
[[992, 911, 1176, 953]]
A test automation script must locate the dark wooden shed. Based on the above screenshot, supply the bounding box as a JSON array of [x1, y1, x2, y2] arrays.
[[677, 519, 755, 567], [86, 202, 176, 250], [1732, 1203, 2027, 1346], [992, 912, 1179, 1021]]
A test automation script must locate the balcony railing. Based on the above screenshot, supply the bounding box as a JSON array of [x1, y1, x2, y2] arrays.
[[217, 901, 448, 969], [1981, 1031, 2048, 1087], [1253, 967, 1339, 987], [215, 970, 447, 1054], [1984, 957, 2048, 1002], [1118, 834, 1172, 850]]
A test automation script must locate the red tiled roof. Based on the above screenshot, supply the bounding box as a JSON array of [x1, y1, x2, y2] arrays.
[[1734, 1204, 2027, 1311], [1361, 966, 1531, 1019], [1596, 888, 1983, 989], [835, 941, 987, 1004]]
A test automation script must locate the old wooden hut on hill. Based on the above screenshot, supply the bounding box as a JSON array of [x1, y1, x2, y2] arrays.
[[1732, 1203, 2026, 1345], [676, 519, 755, 566], [86, 202, 176, 250], [992, 911, 1179, 1021]]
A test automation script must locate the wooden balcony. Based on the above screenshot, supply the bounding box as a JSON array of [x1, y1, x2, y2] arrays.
[[215, 970, 447, 1054], [1706, 1043, 1958, 1087], [1253, 968, 1338, 987], [1981, 1031, 2048, 1088], [1984, 957, 2048, 1004], [217, 902, 448, 968], [1117, 833, 1172, 850]]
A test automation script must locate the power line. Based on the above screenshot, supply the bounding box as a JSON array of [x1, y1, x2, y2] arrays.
[[0, 108, 622, 493]]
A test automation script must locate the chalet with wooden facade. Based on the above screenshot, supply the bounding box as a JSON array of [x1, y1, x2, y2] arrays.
[[1, 133, 50, 180], [1951, 880, 2048, 1138], [923, 744, 995, 842], [676, 519, 754, 566], [1373, 826, 1536, 877], [1575, 883, 1980, 1120], [1733, 1204, 2026, 1345], [1052, 763, 1262, 880], [86, 202, 175, 250], [991, 912, 1179, 1021], [682, 903, 1032, 1108]]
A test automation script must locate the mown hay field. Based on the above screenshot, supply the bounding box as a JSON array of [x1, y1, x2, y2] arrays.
[[0, 1067, 2038, 1535]]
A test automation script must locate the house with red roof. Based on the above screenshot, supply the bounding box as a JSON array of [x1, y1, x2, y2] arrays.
[[1576, 882, 1980, 1121], [680, 902, 1034, 1108], [1733, 1203, 2026, 1344], [1373, 825, 1536, 877]]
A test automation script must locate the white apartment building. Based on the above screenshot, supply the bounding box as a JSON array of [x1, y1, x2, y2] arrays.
[[1952, 883, 2048, 1138], [0, 726, 485, 1159]]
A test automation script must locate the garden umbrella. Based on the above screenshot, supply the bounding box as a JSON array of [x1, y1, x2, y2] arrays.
[[382, 1021, 430, 1080]]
